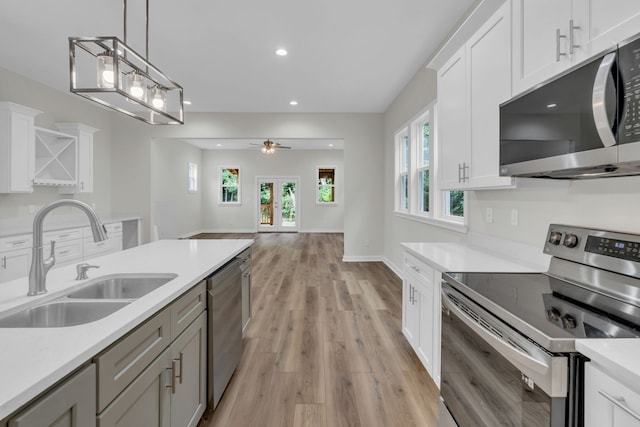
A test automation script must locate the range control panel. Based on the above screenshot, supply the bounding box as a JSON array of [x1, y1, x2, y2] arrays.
[[544, 224, 640, 275], [585, 236, 640, 261]]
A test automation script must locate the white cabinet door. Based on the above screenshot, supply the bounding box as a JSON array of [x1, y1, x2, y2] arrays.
[[0, 102, 41, 193], [415, 281, 434, 376], [0, 248, 31, 283], [402, 278, 421, 346], [575, 0, 640, 59], [438, 45, 469, 190], [512, 0, 573, 95], [467, 2, 515, 189], [585, 363, 640, 427]]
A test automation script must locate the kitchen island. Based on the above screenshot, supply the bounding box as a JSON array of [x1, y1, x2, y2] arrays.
[[0, 238, 253, 421]]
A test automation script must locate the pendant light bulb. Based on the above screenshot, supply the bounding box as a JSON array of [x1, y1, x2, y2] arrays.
[[127, 71, 146, 100], [97, 52, 115, 88], [151, 86, 166, 111]]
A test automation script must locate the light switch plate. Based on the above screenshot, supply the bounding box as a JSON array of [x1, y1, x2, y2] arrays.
[[486, 207, 494, 224], [511, 209, 519, 226]]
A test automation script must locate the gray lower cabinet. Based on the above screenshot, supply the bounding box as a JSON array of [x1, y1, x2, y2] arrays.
[[96, 281, 207, 427], [8, 364, 96, 427], [170, 311, 207, 427]]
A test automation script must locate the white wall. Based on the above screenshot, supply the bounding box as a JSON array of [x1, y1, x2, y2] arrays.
[[200, 148, 344, 233], [382, 62, 640, 272], [111, 112, 382, 259], [0, 66, 113, 222], [150, 139, 203, 239]]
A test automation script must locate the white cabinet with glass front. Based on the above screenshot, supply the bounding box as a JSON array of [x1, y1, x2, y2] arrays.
[[512, 0, 640, 96], [437, 1, 515, 191]]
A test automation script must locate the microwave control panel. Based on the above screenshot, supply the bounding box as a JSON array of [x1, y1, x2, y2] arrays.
[[619, 42, 640, 144]]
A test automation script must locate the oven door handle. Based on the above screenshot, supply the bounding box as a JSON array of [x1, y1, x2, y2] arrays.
[[442, 290, 549, 375]]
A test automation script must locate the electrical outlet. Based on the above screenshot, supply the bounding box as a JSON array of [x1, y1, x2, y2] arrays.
[[511, 209, 519, 226], [485, 207, 494, 224], [28, 204, 36, 214]]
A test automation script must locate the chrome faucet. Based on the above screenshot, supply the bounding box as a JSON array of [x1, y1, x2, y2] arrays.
[[28, 200, 108, 296]]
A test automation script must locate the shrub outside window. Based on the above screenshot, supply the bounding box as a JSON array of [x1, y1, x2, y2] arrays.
[[221, 167, 240, 204]]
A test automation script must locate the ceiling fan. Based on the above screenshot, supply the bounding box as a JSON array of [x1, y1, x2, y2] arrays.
[[250, 139, 291, 155]]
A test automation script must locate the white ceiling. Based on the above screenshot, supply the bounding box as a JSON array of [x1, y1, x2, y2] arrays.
[[181, 138, 343, 150], [0, 0, 476, 114]]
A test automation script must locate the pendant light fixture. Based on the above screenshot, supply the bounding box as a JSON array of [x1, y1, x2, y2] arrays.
[[69, 0, 184, 124]]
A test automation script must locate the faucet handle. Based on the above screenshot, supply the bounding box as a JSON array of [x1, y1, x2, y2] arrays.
[[75, 263, 100, 280]]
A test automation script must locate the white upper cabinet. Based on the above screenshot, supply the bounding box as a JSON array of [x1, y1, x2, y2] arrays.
[[56, 123, 98, 193], [512, 0, 640, 96], [0, 102, 41, 193], [438, 2, 515, 190], [575, 0, 640, 58], [512, 0, 573, 96], [438, 45, 469, 190]]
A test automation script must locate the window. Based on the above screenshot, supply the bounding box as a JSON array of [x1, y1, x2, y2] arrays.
[[395, 102, 465, 229], [220, 167, 240, 204], [396, 128, 409, 212], [317, 167, 337, 204], [188, 162, 198, 193]]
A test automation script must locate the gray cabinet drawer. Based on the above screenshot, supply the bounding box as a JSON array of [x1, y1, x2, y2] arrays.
[[95, 308, 171, 412], [170, 281, 206, 340]]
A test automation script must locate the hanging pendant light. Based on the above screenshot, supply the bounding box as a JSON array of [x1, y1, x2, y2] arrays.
[[69, 0, 184, 124]]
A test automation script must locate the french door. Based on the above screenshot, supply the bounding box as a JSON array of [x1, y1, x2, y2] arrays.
[[257, 177, 299, 232]]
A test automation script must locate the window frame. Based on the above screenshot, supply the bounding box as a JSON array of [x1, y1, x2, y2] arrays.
[[395, 128, 410, 213], [188, 162, 198, 193], [316, 166, 338, 206], [394, 102, 467, 232], [219, 166, 241, 205]]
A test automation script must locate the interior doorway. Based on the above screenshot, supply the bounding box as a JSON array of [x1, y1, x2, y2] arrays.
[[257, 177, 299, 232]]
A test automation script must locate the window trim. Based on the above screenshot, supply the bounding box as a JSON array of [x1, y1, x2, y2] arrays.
[[316, 166, 338, 206], [394, 102, 467, 232], [219, 166, 241, 205], [188, 162, 198, 193]]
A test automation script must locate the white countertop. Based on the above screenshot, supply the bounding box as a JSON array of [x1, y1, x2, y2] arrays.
[[401, 241, 549, 273], [0, 238, 252, 420], [576, 339, 640, 392]]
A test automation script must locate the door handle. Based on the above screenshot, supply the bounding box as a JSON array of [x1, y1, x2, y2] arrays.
[[569, 20, 580, 55], [598, 389, 640, 421], [592, 52, 618, 148], [556, 28, 567, 62]]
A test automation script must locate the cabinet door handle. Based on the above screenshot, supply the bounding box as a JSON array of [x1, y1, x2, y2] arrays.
[[11, 240, 27, 246], [166, 361, 177, 394], [598, 389, 640, 421], [458, 163, 464, 183], [569, 20, 580, 54], [556, 28, 567, 61], [80, 181, 84, 190], [175, 352, 183, 384], [1, 256, 6, 269]]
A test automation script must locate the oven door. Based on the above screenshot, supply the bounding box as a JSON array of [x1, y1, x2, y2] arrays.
[[440, 283, 569, 427]]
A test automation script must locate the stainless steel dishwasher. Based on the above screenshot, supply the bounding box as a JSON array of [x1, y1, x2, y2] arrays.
[[207, 253, 244, 409]]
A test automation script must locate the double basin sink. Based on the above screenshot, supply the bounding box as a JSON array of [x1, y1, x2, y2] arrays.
[[0, 273, 177, 328]]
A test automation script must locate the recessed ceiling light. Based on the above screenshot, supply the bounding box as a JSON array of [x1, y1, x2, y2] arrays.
[[289, 100, 298, 106], [216, 143, 222, 147], [329, 144, 334, 147], [184, 100, 192, 105], [275, 48, 288, 56], [546, 103, 557, 108]]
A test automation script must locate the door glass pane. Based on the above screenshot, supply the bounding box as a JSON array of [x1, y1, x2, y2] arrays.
[[260, 183, 274, 225], [281, 182, 296, 227]]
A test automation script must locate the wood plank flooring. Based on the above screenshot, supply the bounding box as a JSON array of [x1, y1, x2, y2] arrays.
[[193, 233, 439, 427]]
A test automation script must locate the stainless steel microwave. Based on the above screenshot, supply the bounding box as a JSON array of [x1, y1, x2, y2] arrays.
[[499, 35, 640, 179]]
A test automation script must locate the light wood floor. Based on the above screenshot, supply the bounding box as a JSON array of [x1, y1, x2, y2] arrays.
[[193, 233, 439, 427]]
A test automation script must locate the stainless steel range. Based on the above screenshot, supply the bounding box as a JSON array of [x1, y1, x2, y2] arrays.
[[439, 225, 640, 427]]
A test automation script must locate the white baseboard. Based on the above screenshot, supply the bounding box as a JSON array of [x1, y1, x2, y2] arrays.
[[300, 228, 344, 233], [342, 255, 384, 262], [382, 257, 402, 278]]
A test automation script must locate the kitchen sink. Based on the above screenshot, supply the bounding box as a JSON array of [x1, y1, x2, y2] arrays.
[[66, 274, 178, 299], [0, 300, 130, 328]]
